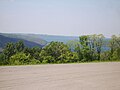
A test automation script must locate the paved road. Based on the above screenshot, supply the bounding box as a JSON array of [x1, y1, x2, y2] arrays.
[[0, 62, 120, 90]]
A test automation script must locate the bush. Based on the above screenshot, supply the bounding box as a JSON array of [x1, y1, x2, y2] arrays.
[[9, 52, 31, 65], [0, 53, 6, 65], [42, 56, 55, 64]]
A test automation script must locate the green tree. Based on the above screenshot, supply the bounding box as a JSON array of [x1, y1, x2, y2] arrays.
[[109, 35, 120, 60], [3, 42, 15, 60], [15, 40, 25, 52], [88, 34, 97, 60], [95, 34, 105, 60], [79, 35, 91, 62], [77, 34, 105, 62], [75, 44, 82, 61], [111, 49, 120, 60], [88, 34, 105, 60], [42, 56, 55, 64], [100, 51, 110, 61], [24, 46, 41, 60], [66, 40, 79, 51], [9, 52, 31, 65], [44, 42, 69, 60], [0, 53, 5, 65], [39, 41, 78, 63]]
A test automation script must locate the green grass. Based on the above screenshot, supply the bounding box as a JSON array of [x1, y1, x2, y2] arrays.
[[0, 60, 120, 66]]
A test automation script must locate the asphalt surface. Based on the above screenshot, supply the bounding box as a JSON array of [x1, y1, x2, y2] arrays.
[[0, 62, 120, 90]]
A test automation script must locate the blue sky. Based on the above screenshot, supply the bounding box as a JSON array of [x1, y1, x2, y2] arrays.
[[0, 0, 120, 37]]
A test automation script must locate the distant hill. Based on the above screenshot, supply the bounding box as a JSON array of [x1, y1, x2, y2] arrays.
[[0, 33, 47, 46], [0, 33, 110, 51], [0, 33, 79, 44], [0, 35, 43, 48]]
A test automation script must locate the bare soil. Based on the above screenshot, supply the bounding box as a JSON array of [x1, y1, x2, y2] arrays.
[[0, 62, 120, 90]]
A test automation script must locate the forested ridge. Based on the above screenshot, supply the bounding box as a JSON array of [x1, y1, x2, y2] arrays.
[[0, 34, 120, 65], [0, 35, 43, 48]]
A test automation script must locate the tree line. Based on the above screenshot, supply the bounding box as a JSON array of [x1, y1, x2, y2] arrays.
[[0, 34, 120, 65]]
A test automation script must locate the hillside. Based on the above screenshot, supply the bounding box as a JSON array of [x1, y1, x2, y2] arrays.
[[0, 35, 43, 48], [0, 33, 47, 46], [0, 33, 79, 44]]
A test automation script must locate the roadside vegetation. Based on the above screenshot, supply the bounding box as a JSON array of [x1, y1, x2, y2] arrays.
[[0, 34, 120, 65]]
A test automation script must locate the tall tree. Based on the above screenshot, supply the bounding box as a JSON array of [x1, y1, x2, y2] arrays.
[[3, 42, 15, 60], [88, 34, 105, 60], [88, 34, 97, 60], [95, 34, 105, 60], [78, 34, 105, 61], [79, 35, 91, 61], [109, 35, 120, 60]]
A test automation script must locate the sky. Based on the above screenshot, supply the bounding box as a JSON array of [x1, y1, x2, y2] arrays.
[[0, 0, 120, 37]]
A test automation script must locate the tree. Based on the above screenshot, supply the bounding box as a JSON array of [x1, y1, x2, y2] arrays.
[[88, 34, 97, 60], [109, 35, 120, 60], [9, 52, 31, 65], [24, 46, 41, 60], [3, 42, 15, 60], [42, 56, 55, 64], [15, 40, 25, 52], [0, 53, 5, 65], [100, 51, 110, 61], [77, 34, 105, 62], [95, 34, 105, 60], [88, 34, 105, 60], [66, 40, 79, 51], [75, 43, 82, 61], [43, 42, 69, 60], [79, 35, 91, 62], [111, 49, 120, 60], [39, 41, 78, 63]]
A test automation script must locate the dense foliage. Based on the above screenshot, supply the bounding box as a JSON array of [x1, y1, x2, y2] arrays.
[[0, 34, 120, 65]]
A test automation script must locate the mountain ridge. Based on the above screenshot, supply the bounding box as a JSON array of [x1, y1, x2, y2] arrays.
[[0, 35, 43, 48]]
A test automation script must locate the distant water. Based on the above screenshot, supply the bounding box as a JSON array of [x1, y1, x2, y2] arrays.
[[39, 35, 79, 43]]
